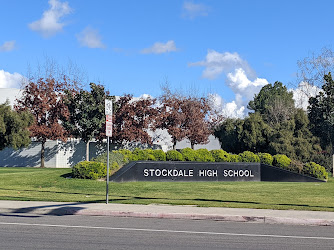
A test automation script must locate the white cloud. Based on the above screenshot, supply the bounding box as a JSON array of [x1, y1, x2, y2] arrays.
[[139, 94, 153, 99], [189, 50, 256, 80], [209, 93, 245, 119], [76, 26, 106, 49], [0, 41, 16, 52], [291, 81, 321, 110], [131, 94, 153, 102], [192, 50, 269, 118], [141, 40, 178, 54], [193, 49, 320, 118], [182, 1, 210, 19], [211, 69, 267, 117], [226, 68, 268, 103], [0, 70, 25, 88], [29, 0, 72, 38]]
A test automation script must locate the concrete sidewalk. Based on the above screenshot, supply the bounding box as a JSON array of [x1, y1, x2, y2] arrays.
[[1, 200, 334, 226]]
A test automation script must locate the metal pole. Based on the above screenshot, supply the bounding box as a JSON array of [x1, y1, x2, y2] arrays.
[[106, 136, 110, 204]]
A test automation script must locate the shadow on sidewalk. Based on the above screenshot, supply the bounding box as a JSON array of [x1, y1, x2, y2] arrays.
[[11, 202, 89, 216], [0, 213, 41, 218]]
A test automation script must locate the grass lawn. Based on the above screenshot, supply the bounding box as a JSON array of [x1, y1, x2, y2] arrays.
[[0, 167, 334, 212]]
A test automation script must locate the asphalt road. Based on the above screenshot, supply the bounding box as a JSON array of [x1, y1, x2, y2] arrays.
[[0, 213, 334, 250]]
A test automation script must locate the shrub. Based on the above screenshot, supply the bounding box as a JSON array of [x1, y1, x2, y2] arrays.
[[239, 151, 260, 163], [289, 159, 303, 174], [146, 149, 158, 161], [117, 149, 133, 161], [147, 154, 156, 161], [229, 154, 241, 162], [273, 154, 291, 169], [257, 153, 273, 165], [310, 150, 332, 173], [303, 162, 328, 180], [181, 148, 197, 161], [166, 150, 184, 161], [210, 150, 230, 162], [111, 162, 120, 172], [142, 149, 157, 161], [92, 150, 128, 167], [72, 161, 107, 180], [195, 149, 215, 162], [152, 149, 166, 161], [131, 148, 149, 161]]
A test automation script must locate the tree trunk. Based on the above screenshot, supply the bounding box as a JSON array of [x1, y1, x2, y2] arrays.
[[40, 140, 45, 168], [172, 138, 177, 150], [191, 141, 195, 150], [86, 141, 90, 161]]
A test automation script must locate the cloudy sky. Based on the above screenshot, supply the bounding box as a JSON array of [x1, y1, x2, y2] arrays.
[[1, 0, 333, 117]]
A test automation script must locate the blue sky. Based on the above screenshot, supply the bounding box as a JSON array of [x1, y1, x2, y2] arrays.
[[1, 0, 333, 117]]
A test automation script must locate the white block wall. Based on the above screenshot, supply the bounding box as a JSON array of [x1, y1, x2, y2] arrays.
[[0, 139, 106, 168], [0, 136, 221, 168]]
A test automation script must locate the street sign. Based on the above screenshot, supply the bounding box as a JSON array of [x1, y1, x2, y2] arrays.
[[106, 114, 112, 137], [105, 99, 113, 115], [105, 99, 113, 204]]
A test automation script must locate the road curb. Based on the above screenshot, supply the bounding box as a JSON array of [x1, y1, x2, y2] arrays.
[[74, 209, 334, 226], [2, 205, 334, 226], [76, 210, 334, 226], [264, 216, 334, 226], [75, 209, 266, 223]]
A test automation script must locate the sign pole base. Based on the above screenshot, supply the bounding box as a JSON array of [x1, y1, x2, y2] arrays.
[[106, 136, 110, 204]]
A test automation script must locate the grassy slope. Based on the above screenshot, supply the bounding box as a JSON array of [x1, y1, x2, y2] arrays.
[[0, 167, 333, 211]]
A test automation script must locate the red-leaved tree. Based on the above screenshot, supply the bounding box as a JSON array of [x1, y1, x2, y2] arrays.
[[112, 94, 158, 145], [182, 96, 212, 149], [15, 77, 71, 167], [157, 86, 224, 149], [155, 87, 187, 149]]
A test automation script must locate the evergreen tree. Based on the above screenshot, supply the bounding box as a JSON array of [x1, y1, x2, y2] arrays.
[[308, 72, 334, 174], [248, 81, 295, 125], [215, 81, 323, 166], [0, 101, 33, 150], [62, 83, 112, 161], [214, 118, 244, 153]]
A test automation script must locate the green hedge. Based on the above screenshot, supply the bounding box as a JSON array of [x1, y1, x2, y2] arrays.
[[273, 154, 291, 169], [72, 161, 107, 180], [74, 148, 328, 181], [181, 148, 197, 161], [257, 153, 273, 165], [92, 150, 128, 167], [117, 149, 132, 161], [195, 149, 215, 162], [131, 148, 151, 161], [210, 149, 230, 162], [166, 150, 184, 161], [289, 159, 303, 174], [152, 149, 166, 161], [116, 148, 165, 161], [229, 154, 241, 162], [239, 151, 260, 163], [303, 162, 328, 180]]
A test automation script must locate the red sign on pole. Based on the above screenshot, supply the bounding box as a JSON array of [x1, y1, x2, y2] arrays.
[[106, 114, 112, 137]]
